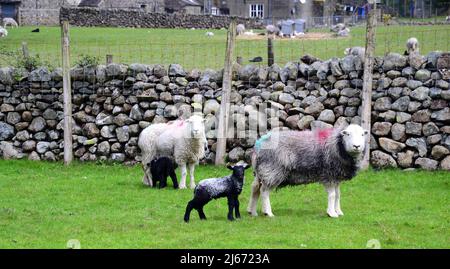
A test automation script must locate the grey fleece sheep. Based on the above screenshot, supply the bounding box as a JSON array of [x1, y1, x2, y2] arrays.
[[247, 124, 368, 218]]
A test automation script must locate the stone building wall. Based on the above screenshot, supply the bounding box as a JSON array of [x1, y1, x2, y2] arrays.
[[0, 51, 449, 170]]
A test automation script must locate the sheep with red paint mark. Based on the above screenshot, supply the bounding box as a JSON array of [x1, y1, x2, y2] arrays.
[[247, 124, 368, 218]]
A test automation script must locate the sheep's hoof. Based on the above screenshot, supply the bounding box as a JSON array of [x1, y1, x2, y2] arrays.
[[179, 185, 187, 189], [327, 211, 339, 218], [263, 212, 275, 217], [247, 211, 258, 217], [336, 210, 344, 216], [190, 184, 196, 189]]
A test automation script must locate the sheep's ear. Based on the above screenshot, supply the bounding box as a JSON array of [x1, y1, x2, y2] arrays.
[[226, 164, 234, 170]]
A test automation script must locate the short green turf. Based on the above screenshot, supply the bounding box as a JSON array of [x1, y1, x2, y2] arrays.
[[0, 160, 448, 249], [1, 24, 448, 69]]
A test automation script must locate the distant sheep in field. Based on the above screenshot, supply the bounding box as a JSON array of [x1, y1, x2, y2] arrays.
[[266, 24, 279, 35], [138, 114, 207, 189], [405, 37, 419, 55], [0, 27, 7, 38], [149, 157, 178, 189], [205, 31, 214, 37], [184, 162, 250, 222], [247, 124, 368, 218], [3, 18, 18, 28], [236, 24, 245, 35], [345, 46, 365, 62], [331, 23, 345, 32]]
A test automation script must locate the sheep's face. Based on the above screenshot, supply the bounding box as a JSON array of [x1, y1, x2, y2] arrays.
[[340, 124, 368, 156], [186, 115, 205, 139]]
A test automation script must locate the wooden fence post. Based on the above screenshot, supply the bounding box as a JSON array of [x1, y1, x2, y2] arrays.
[[61, 21, 73, 165], [106, 54, 113, 65], [21, 42, 29, 59], [267, 36, 274, 66], [215, 18, 237, 165], [361, 3, 377, 170]]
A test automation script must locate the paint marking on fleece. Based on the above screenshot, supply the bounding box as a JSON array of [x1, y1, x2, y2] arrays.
[[316, 128, 333, 143], [255, 132, 272, 152]]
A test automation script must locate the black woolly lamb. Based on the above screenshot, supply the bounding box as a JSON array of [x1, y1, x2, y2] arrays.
[[184, 163, 250, 222], [149, 157, 178, 189]]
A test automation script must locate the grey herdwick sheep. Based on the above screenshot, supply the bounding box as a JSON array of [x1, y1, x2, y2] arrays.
[[184, 162, 250, 222], [236, 24, 246, 35], [345, 46, 365, 62], [247, 124, 368, 218]]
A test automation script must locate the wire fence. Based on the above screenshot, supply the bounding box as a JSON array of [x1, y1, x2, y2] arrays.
[[0, 24, 449, 71]]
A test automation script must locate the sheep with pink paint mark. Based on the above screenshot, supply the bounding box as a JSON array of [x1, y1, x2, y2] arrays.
[[247, 124, 368, 218], [138, 114, 207, 189]]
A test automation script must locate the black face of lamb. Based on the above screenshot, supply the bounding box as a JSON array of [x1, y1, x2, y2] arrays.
[[149, 157, 178, 189]]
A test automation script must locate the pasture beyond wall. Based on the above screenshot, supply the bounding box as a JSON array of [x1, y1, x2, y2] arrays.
[[0, 52, 449, 170], [59, 7, 263, 29]]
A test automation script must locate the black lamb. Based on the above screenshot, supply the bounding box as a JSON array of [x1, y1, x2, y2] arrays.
[[149, 157, 178, 189], [184, 163, 250, 222]]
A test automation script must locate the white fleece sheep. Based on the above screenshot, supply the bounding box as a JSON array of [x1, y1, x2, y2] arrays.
[[406, 37, 419, 55], [0, 26, 8, 38], [236, 24, 245, 35], [3, 18, 18, 28], [138, 114, 207, 189]]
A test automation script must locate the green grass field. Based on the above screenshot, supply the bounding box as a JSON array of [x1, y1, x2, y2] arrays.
[[1, 24, 449, 69], [0, 160, 448, 249]]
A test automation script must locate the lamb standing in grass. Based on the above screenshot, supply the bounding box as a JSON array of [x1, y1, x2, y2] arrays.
[[184, 162, 250, 222], [247, 124, 368, 218], [149, 157, 178, 189], [138, 114, 206, 189]]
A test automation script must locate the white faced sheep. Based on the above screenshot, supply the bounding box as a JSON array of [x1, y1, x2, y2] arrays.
[[138, 114, 207, 189], [3, 18, 18, 28], [205, 31, 214, 37], [236, 24, 246, 35], [405, 37, 419, 55], [184, 162, 250, 222], [247, 124, 368, 218], [0, 26, 8, 38]]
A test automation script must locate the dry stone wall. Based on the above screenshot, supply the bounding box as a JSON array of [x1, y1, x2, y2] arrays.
[[0, 51, 449, 170], [59, 7, 263, 29]]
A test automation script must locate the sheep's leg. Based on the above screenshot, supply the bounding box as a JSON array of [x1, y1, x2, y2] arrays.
[[169, 170, 179, 189], [324, 182, 339, 218], [247, 178, 260, 216], [260, 185, 274, 217], [227, 196, 235, 221], [179, 163, 187, 189], [184, 200, 195, 222], [234, 197, 241, 219], [188, 163, 196, 189], [334, 183, 344, 216], [141, 164, 153, 187], [198, 206, 207, 220]]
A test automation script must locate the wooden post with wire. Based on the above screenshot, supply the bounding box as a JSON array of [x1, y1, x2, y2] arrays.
[[268, 36, 274, 66], [61, 21, 73, 165], [360, 2, 377, 170], [215, 18, 237, 165], [21, 42, 29, 59]]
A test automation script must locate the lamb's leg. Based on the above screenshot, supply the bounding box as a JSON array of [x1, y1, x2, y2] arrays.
[[179, 163, 187, 189], [334, 183, 343, 216], [247, 178, 260, 216], [324, 182, 339, 218], [184, 200, 195, 222], [260, 185, 274, 217], [188, 163, 196, 189], [227, 196, 235, 221], [234, 197, 241, 219], [198, 206, 207, 220], [169, 170, 179, 189]]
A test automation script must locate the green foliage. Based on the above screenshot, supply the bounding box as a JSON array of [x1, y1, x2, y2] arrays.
[[0, 160, 448, 249], [0, 45, 52, 72], [75, 54, 100, 68]]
